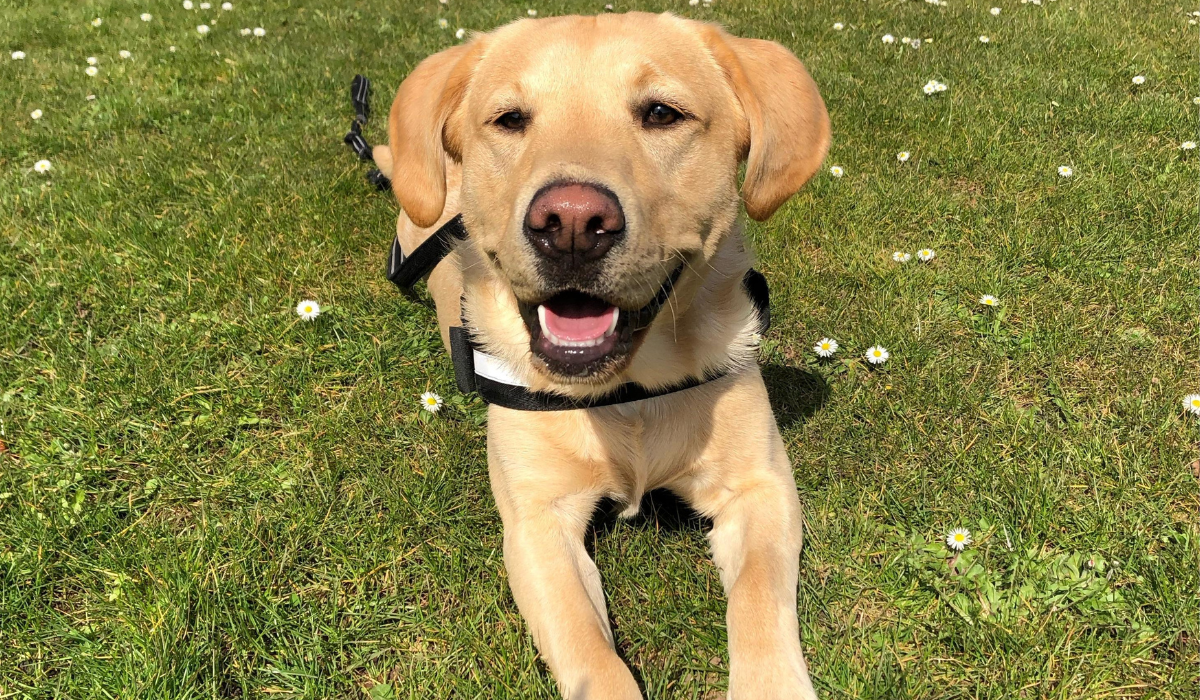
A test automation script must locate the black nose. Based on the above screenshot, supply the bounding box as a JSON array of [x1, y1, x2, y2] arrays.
[[524, 182, 625, 264]]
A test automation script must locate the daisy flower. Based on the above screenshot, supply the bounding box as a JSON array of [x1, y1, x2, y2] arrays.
[[183, 0, 193, 8], [865, 346, 890, 365], [813, 338, 839, 357], [917, 248, 936, 261], [978, 294, 999, 307], [979, 35, 990, 42], [253, 27, 266, 36], [119, 50, 131, 59], [901, 36, 912, 45], [990, 6, 1001, 14], [897, 151, 910, 162], [295, 300, 321, 320], [892, 251, 912, 263], [528, 8, 538, 16], [169, 45, 177, 52], [87, 56, 98, 65], [882, 34, 895, 43], [30, 109, 42, 120], [946, 528, 972, 551], [455, 27, 466, 39], [86, 94, 96, 100], [85, 66, 99, 76], [222, 1, 233, 9], [240, 27, 251, 35], [1184, 394, 1200, 416], [200, 1, 211, 8], [689, 0, 700, 5], [33, 159, 52, 174], [829, 165, 844, 177], [1057, 165, 1073, 177], [11, 51, 26, 60], [197, 24, 210, 35], [420, 391, 444, 413], [1193, 96, 1200, 105], [910, 38, 922, 49], [141, 13, 153, 21], [92, 17, 103, 27], [1131, 75, 1145, 85], [833, 22, 844, 30], [1181, 141, 1197, 150], [437, 18, 449, 28]]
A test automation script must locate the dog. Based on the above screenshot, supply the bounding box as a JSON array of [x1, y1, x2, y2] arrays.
[[371, 12, 830, 699]]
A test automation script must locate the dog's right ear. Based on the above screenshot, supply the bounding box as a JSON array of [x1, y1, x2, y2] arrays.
[[388, 40, 482, 228]]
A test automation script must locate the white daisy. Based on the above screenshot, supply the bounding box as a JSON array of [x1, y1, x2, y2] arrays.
[[30, 109, 42, 120], [605, 3, 614, 9], [1181, 141, 1197, 150], [197, 24, 210, 35], [199, 2, 211, 8], [865, 346, 890, 365], [86, 94, 96, 100], [829, 165, 844, 177], [11, 51, 26, 60], [892, 251, 912, 263], [979, 294, 999, 307], [1057, 165, 1073, 177], [689, 0, 700, 5], [240, 27, 251, 35], [141, 13, 153, 21], [85, 66, 99, 76], [92, 17, 103, 27], [437, 18, 449, 28], [183, 0, 193, 8], [87, 56, 98, 65], [917, 248, 936, 261], [990, 6, 1001, 14], [910, 38, 921, 49], [1131, 75, 1145, 85], [169, 45, 177, 52], [901, 36, 912, 45], [882, 34, 895, 43], [222, 1, 233, 9], [833, 22, 844, 30], [1184, 394, 1200, 416], [946, 528, 972, 551], [935, 81, 947, 92], [420, 391, 444, 413], [455, 27, 466, 39], [252, 27, 266, 36], [33, 159, 52, 174], [119, 50, 131, 59], [295, 300, 321, 320], [923, 82, 937, 95], [1193, 96, 1200, 105], [979, 35, 990, 42], [813, 338, 839, 357], [897, 151, 910, 162], [528, 8, 538, 16]]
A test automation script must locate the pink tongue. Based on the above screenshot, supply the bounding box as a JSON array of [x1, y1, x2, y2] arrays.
[[542, 303, 617, 342]]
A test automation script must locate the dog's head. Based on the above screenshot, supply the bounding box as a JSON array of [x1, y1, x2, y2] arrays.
[[389, 13, 829, 383]]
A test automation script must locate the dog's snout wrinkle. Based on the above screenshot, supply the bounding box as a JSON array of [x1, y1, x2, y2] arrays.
[[524, 182, 625, 265]]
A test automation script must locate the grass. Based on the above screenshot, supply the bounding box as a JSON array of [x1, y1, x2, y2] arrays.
[[0, 0, 1196, 697]]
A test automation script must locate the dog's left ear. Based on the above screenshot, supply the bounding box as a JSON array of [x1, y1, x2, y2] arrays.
[[702, 26, 831, 221]]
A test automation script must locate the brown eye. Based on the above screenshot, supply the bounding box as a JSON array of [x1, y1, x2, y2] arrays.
[[643, 103, 682, 127], [496, 110, 527, 131]]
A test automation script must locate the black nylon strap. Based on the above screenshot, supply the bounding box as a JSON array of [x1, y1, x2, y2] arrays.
[[350, 74, 371, 124], [344, 75, 392, 190], [386, 214, 469, 291]]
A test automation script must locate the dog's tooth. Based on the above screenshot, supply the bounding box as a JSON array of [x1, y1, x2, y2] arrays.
[[537, 305, 550, 338], [606, 308, 619, 337]]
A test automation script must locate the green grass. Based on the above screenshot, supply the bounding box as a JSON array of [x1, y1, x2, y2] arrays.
[[1, 0, 1196, 697]]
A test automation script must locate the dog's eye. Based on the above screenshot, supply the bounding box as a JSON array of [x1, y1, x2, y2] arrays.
[[643, 103, 683, 127], [495, 110, 527, 131]]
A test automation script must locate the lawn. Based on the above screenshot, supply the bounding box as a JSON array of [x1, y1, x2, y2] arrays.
[[1, 0, 1197, 697]]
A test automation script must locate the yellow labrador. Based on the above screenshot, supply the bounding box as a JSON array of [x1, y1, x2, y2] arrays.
[[373, 12, 829, 699]]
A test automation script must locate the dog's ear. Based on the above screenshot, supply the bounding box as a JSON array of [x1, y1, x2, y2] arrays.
[[388, 40, 482, 227], [702, 26, 831, 221]]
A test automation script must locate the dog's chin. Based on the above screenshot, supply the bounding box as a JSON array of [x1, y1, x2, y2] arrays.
[[517, 289, 642, 382]]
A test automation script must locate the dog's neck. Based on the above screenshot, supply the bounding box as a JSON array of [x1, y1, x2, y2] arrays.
[[458, 224, 762, 399]]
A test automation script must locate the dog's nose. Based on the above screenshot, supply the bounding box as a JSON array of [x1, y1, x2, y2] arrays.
[[524, 183, 625, 264]]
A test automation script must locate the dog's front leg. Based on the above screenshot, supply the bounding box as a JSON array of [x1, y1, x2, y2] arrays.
[[488, 425, 642, 700]]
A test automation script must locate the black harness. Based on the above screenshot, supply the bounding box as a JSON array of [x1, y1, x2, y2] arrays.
[[345, 76, 771, 411]]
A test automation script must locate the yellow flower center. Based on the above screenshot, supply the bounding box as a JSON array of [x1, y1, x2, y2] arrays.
[[954, 534, 965, 542], [873, 350, 881, 357], [1192, 399, 1200, 408], [304, 306, 312, 313]]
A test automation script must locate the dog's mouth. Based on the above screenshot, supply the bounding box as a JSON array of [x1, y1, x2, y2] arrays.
[[517, 264, 683, 380]]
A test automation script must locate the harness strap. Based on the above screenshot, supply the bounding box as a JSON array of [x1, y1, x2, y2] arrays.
[[386, 214, 468, 291]]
